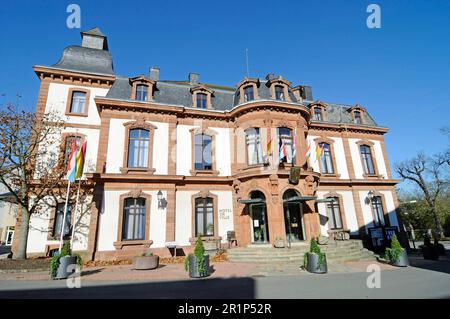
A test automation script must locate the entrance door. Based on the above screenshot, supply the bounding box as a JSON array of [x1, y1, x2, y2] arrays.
[[283, 190, 305, 241], [249, 191, 269, 243], [251, 204, 269, 243], [5, 227, 14, 246]]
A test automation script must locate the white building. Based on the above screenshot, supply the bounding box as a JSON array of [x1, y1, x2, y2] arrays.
[[15, 28, 404, 260]]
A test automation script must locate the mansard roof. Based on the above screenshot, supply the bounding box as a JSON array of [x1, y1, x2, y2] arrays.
[[50, 45, 115, 76], [38, 28, 379, 128]]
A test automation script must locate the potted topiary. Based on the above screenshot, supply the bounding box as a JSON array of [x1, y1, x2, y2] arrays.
[[184, 236, 210, 278], [303, 238, 327, 274], [384, 234, 409, 267], [50, 241, 83, 280], [420, 235, 439, 260], [274, 236, 285, 248], [133, 251, 159, 270]]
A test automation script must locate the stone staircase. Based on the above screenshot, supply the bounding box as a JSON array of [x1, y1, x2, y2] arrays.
[[227, 240, 376, 264]]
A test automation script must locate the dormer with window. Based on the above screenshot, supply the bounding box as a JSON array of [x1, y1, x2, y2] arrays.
[[266, 75, 291, 102], [191, 85, 214, 109], [310, 100, 327, 121], [236, 78, 260, 104], [129, 76, 155, 102], [347, 104, 366, 125]]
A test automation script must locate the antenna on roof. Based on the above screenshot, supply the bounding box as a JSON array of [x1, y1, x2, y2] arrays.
[[245, 48, 250, 77]]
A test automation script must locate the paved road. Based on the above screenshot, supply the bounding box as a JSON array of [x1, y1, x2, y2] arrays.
[[0, 265, 448, 299]]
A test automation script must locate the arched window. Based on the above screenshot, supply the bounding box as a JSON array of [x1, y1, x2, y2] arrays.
[[278, 127, 293, 163], [360, 144, 375, 175], [244, 86, 254, 102], [245, 128, 263, 165], [122, 197, 146, 240], [136, 84, 148, 101], [195, 197, 214, 237], [319, 142, 334, 174], [371, 196, 385, 226], [326, 197, 343, 230], [275, 85, 285, 101], [127, 128, 150, 168], [194, 133, 212, 170], [196, 93, 208, 108]]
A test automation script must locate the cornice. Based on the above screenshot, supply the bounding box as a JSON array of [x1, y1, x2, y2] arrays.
[[33, 65, 115, 87]]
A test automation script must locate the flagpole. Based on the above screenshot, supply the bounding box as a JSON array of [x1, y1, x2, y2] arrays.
[[70, 179, 81, 248], [59, 180, 71, 252]]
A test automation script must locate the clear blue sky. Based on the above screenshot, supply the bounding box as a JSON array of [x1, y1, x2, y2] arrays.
[[0, 1, 449, 182]]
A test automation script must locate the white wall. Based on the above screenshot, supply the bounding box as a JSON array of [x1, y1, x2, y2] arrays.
[[176, 125, 231, 176], [175, 190, 234, 246], [381, 191, 399, 227], [307, 135, 348, 179], [45, 83, 108, 126], [105, 119, 168, 174], [97, 190, 167, 251], [26, 196, 91, 253], [316, 190, 359, 236], [349, 139, 388, 179]]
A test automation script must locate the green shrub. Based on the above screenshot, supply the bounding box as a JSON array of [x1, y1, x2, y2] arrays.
[[184, 236, 207, 276], [303, 238, 326, 270], [384, 234, 404, 263], [49, 241, 83, 278]]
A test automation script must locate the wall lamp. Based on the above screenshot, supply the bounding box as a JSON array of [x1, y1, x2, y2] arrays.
[[157, 190, 167, 209]]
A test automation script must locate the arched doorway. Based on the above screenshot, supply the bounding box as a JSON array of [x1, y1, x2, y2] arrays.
[[283, 189, 305, 241], [249, 191, 269, 244]]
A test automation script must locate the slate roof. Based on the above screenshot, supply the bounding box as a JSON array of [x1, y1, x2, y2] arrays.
[[51, 45, 114, 76], [43, 28, 380, 128]]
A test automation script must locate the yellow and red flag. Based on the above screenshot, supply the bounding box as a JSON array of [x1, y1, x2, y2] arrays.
[[75, 141, 87, 179]]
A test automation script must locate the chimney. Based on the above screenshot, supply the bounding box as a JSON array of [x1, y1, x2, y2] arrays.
[[189, 72, 199, 84], [149, 67, 160, 81], [80, 27, 108, 51], [302, 86, 313, 101]]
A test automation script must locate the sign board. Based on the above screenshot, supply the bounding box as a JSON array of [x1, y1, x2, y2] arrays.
[[368, 226, 400, 253], [289, 167, 301, 185]]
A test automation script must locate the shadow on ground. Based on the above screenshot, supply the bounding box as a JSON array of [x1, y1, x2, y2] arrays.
[[0, 276, 257, 299], [408, 249, 450, 275]]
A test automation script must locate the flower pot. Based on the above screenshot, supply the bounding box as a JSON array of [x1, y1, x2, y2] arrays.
[[421, 246, 439, 260], [305, 253, 327, 274], [133, 255, 159, 270], [188, 254, 210, 278], [274, 239, 285, 248], [390, 250, 409, 267], [54, 256, 78, 280]]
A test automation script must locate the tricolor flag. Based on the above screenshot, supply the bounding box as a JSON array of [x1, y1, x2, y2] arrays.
[[75, 141, 87, 179], [305, 140, 311, 158], [279, 139, 287, 161], [292, 128, 298, 162], [66, 141, 77, 182]]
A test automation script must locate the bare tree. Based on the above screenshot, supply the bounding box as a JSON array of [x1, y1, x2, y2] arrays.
[[395, 152, 449, 238], [0, 104, 66, 259]]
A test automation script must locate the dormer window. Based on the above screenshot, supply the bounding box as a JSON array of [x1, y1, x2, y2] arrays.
[[244, 86, 254, 102], [310, 101, 327, 122], [197, 93, 207, 109], [266, 76, 291, 102], [354, 110, 362, 124], [130, 76, 155, 102], [136, 84, 148, 101], [236, 78, 260, 104], [313, 107, 323, 121], [348, 104, 366, 125], [275, 85, 285, 101], [191, 85, 214, 109]]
